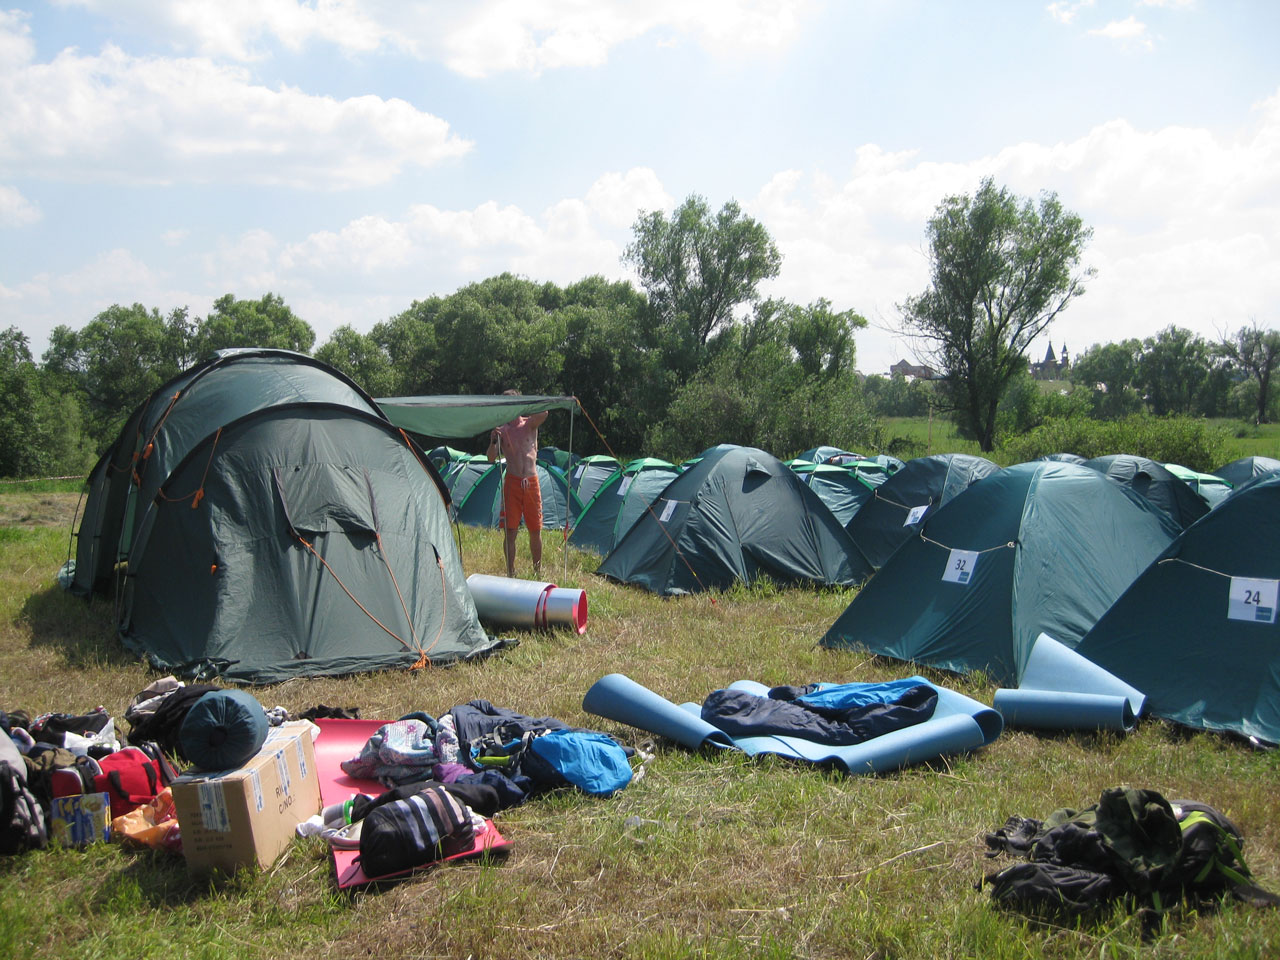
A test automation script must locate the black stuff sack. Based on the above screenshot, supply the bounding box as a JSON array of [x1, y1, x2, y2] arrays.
[[357, 786, 475, 878]]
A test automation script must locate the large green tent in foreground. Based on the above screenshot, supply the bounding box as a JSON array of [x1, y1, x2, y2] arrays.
[[598, 444, 873, 595], [67, 351, 501, 684], [1076, 471, 1280, 744], [821, 461, 1181, 686]]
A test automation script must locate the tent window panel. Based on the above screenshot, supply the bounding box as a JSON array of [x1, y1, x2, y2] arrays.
[[274, 464, 378, 537]]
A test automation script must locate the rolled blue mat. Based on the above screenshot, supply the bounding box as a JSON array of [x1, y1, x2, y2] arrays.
[[993, 633, 1146, 732], [993, 688, 1137, 732], [582, 673, 735, 750]]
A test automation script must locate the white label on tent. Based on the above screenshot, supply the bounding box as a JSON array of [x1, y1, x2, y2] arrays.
[[904, 505, 929, 526], [1228, 577, 1278, 624], [197, 782, 231, 833], [942, 549, 980, 585], [658, 499, 677, 522], [573, 465, 585, 480], [618, 476, 633, 496], [250, 770, 264, 813]]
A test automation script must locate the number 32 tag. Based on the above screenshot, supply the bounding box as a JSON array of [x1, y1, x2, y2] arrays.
[[1228, 577, 1278, 624], [942, 549, 980, 585]]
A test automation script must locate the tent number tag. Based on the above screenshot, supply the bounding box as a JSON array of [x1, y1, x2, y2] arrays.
[[904, 505, 928, 526], [942, 549, 979, 585], [658, 499, 677, 522], [1228, 577, 1278, 624], [618, 476, 633, 496]]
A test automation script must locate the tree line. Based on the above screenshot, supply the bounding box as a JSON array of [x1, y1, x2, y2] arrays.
[[1, 185, 1275, 478]]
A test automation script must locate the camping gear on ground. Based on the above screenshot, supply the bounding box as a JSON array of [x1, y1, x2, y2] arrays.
[[569, 457, 679, 556], [1081, 454, 1210, 529], [466, 574, 588, 634], [821, 461, 1181, 687], [0, 728, 46, 853], [92, 746, 166, 818], [111, 786, 181, 853], [178, 689, 269, 771], [170, 722, 320, 874], [845, 453, 999, 568], [981, 787, 1279, 920], [525, 730, 632, 797], [125, 683, 221, 760], [1075, 470, 1280, 744], [64, 349, 499, 685], [582, 673, 1003, 775], [597, 444, 872, 595], [992, 634, 1146, 733], [357, 786, 476, 878], [312, 719, 511, 888], [1213, 456, 1280, 488]]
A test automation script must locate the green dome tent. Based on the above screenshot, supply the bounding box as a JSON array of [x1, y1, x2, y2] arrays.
[[821, 461, 1181, 686], [1081, 454, 1210, 529], [1075, 471, 1280, 744], [68, 348, 385, 598], [789, 461, 885, 526], [120, 404, 499, 683], [844, 453, 999, 568], [597, 445, 873, 595], [1163, 462, 1234, 509], [67, 350, 499, 684], [568, 454, 622, 505], [1214, 456, 1280, 488], [569, 458, 679, 556]]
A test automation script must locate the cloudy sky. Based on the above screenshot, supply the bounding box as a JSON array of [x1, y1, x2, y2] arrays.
[[2, 0, 1277, 376]]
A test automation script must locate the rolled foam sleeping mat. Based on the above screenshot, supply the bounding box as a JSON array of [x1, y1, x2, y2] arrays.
[[583, 673, 1002, 774], [467, 574, 588, 632], [466, 574, 553, 630], [993, 633, 1145, 732], [582, 673, 735, 750], [178, 688, 268, 771]]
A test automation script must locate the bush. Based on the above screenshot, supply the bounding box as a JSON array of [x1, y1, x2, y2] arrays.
[[997, 415, 1231, 471]]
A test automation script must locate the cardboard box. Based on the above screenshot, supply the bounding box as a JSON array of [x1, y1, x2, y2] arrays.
[[50, 792, 111, 846], [172, 722, 320, 874]]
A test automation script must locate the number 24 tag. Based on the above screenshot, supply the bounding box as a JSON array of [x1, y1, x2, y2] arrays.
[[1228, 577, 1278, 624]]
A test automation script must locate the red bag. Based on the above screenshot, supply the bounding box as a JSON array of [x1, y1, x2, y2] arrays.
[[93, 747, 162, 817]]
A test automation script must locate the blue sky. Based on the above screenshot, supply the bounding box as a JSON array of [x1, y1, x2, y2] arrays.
[[2, 0, 1278, 376]]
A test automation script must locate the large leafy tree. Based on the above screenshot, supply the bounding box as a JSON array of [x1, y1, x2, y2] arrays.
[[1070, 339, 1142, 418], [622, 195, 781, 379], [899, 177, 1093, 451], [314, 325, 397, 397], [1219, 322, 1280, 424], [1135, 325, 1219, 417], [43, 304, 193, 447], [194, 293, 315, 356]]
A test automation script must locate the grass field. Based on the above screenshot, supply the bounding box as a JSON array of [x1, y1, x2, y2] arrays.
[[2, 493, 1280, 959]]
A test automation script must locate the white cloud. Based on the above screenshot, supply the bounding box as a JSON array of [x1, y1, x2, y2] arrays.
[[1046, 0, 1096, 26], [52, 0, 812, 76], [0, 185, 41, 226], [585, 168, 673, 228], [1138, 0, 1194, 8], [1088, 15, 1153, 49], [0, 19, 471, 189]]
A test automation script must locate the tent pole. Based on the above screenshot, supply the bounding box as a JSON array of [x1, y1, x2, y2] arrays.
[[563, 402, 575, 583]]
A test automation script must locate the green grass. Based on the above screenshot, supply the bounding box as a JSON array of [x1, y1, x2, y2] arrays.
[[1209, 419, 1280, 461], [3, 497, 1280, 958]]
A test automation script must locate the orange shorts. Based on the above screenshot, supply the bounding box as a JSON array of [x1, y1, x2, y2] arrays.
[[500, 473, 543, 531]]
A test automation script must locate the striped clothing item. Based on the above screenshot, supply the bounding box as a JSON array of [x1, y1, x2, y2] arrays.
[[357, 786, 475, 877]]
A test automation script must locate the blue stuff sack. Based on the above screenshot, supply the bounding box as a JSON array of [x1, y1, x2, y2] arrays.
[[527, 730, 632, 796], [178, 689, 268, 770]]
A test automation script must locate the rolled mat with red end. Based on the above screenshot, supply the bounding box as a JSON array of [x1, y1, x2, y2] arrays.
[[466, 573, 587, 634]]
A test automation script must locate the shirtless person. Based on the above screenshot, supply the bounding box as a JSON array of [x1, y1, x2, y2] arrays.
[[487, 391, 549, 577]]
